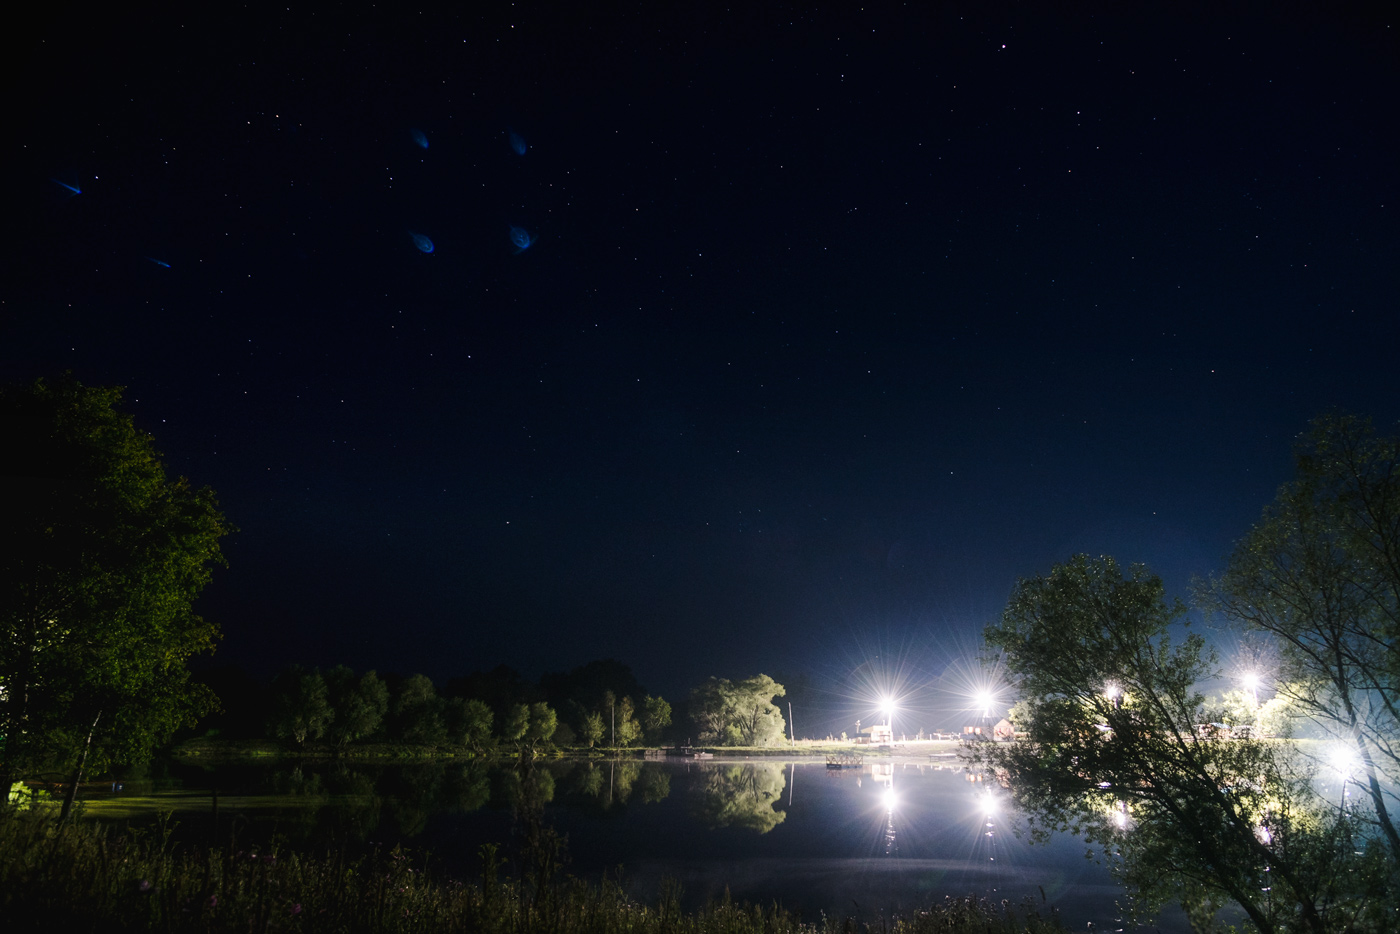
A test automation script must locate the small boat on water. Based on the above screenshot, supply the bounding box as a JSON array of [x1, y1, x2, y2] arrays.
[[826, 754, 864, 769]]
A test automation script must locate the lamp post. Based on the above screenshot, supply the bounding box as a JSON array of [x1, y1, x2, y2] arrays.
[[881, 697, 896, 743]]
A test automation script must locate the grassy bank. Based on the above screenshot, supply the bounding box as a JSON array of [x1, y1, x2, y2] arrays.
[[0, 807, 1062, 934]]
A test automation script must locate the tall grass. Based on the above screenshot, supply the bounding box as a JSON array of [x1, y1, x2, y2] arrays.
[[0, 807, 1063, 934]]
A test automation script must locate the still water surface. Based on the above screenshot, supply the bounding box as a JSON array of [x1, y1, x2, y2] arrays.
[[94, 756, 1189, 932]]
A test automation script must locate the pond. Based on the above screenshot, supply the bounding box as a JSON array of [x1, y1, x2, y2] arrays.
[[79, 755, 1190, 932]]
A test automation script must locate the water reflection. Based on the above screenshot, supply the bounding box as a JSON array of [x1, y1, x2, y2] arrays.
[[562, 759, 671, 811], [689, 763, 787, 833], [109, 757, 1178, 930]]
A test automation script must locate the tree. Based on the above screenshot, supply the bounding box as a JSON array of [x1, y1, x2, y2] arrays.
[[579, 711, 605, 747], [0, 377, 230, 811], [981, 554, 1389, 934], [524, 702, 557, 747], [641, 694, 672, 743], [539, 658, 645, 714], [1206, 414, 1400, 865], [502, 703, 530, 744], [393, 674, 446, 746], [614, 695, 642, 746], [324, 667, 389, 748], [444, 697, 493, 751], [445, 664, 535, 724], [268, 667, 333, 747], [502, 701, 556, 753], [689, 675, 786, 746]]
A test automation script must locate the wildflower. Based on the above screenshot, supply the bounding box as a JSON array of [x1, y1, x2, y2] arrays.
[[291, 904, 302, 916], [137, 880, 153, 894], [208, 895, 218, 908]]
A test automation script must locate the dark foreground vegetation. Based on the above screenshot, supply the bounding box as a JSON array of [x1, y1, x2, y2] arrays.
[[0, 807, 1063, 934]]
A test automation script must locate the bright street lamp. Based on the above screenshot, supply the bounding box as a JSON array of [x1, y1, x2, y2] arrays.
[[1242, 672, 1261, 706], [975, 690, 994, 728], [881, 697, 896, 741]]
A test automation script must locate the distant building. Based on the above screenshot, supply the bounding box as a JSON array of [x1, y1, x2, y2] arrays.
[[993, 718, 1015, 739], [857, 723, 893, 744]]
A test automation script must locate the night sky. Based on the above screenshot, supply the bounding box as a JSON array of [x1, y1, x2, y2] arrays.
[[8, 3, 1398, 714]]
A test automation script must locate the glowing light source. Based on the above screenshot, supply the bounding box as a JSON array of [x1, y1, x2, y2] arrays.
[[975, 690, 993, 716], [1328, 743, 1362, 779], [980, 791, 997, 817], [882, 786, 897, 811], [1241, 671, 1261, 705]]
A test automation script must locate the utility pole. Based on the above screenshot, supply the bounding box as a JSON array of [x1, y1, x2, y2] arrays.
[[789, 701, 795, 746]]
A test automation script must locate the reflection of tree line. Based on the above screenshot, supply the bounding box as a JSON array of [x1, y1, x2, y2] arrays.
[[689, 763, 788, 834], [244, 760, 680, 842], [241, 760, 787, 843], [253, 760, 494, 842]]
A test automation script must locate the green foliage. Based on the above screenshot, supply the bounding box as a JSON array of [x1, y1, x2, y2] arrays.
[[499, 701, 558, 753], [641, 695, 672, 742], [502, 704, 530, 743], [324, 667, 389, 748], [268, 667, 333, 748], [0, 376, 230, 790], [393, 674, 446, 746], [614, 696, 642, 746], [689, 674, 786, 746], [445, 697, 494, 751], [1205, 413, 1400, 865], [524, 702, 557, 746], [579, 711, 605, 748], [982, 554, 1394, 934], [689, 763, 787, 833]]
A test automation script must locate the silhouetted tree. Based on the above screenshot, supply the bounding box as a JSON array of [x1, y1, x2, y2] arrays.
[[325, 666, 389, 748], [0, 377, 230, 812], [446, 664, 537, 724], [393, 674, 446, 745], [981, 554, 1390, 934], [268, 666, 333, 747], [444, 696, 493, 751], [1205, 413, 1400, 865]]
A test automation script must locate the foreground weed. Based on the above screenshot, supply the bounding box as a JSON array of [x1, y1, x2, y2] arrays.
[[0, 808, 1061, 933]]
